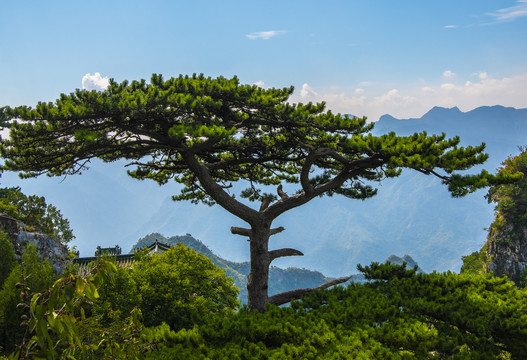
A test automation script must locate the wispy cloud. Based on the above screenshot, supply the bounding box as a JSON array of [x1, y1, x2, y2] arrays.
[[354, 88, 365, 95], [82, 72, 109, 91], [444, 25, 457, 29], [486, 0, 527, 22], [246, 30, 286, 40], [253, 80, 266, 88], [443, 70, 455, 78]]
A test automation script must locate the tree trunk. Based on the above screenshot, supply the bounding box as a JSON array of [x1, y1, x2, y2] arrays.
[[247, 225, 270, 312]]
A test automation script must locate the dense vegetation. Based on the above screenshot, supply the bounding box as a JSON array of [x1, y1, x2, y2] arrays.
[[0, 188, 73, 354], [3, 254, 526, 359], [147, 264, 527, 359], [0, 239, 239, 358], [0, 74, 516, 310], [0, 238, 56, 354]]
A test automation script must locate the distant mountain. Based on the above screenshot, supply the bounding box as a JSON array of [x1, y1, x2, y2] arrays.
[[374, 106, 527, 166], [384, 254, 424, 273], [3, 105, 526, 278]]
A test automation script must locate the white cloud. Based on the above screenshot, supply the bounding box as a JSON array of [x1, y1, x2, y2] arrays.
[[354, 88, 365, 95], [82, 72, 110, 91], [246, 30, 286, 40], [289, 72, 527, 122], [443, 70, 455, 78], [254, 80, 266, 88], [441, 83, 456, 90], [300, 83, 318, 98], [373, 89, 416, 107], [421, 86, 434, 93], [487, 0, 527, 21], [444, 25, 457, 29]]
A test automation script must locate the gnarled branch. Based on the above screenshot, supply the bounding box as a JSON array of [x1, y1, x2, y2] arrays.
[[181, 151, 260, 224], [277, 184, 288, 199], [269, 248, 303, 263], [267, 275, 352, 306], [300, 150, 320, 196], [231, 227, 251, 236], [260, 197, 272, 212]]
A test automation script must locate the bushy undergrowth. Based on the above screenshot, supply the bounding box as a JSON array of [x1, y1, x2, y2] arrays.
[[146, 264, 527, 359], [3, 252, 526, 359]]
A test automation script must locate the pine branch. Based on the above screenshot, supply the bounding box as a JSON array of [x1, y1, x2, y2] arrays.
[[267, 275, 352, 306]]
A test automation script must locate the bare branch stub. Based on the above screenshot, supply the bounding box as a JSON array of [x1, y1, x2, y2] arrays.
[[231, 227, 252, 237], [269, 226, 285, 235], [269, 248, 303, 263]]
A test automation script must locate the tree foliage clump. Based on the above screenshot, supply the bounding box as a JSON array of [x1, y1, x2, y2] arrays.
[[0, 187, 74, 244], [0, 74, 517, 311], [117, 244, 239, 331], [72, 244, 239, 332], [0, 241, 239, 359], [4, 259, 156, 360], [460, 246, 489, 275], [0, 232, 16, 287]]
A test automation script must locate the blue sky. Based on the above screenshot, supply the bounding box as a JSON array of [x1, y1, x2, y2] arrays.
[[1, 1, 527, 261], [1, 1, 527, 121]]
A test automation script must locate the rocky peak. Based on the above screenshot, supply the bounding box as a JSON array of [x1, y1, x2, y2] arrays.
[[384, 254, 424, 273]]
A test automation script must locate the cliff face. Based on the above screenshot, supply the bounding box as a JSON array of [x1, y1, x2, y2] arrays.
[[0, 213, 70, 273], [485, 223, 527, 283]]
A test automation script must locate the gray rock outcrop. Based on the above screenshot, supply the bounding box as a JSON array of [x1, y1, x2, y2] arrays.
[[0, 213, 70, 273], [485, 223, 527, 283]]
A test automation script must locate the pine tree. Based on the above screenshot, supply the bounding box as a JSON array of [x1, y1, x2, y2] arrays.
[[0, 74, 516, 311]]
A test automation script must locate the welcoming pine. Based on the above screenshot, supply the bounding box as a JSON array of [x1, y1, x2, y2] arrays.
[[0, 74, 516, 311]]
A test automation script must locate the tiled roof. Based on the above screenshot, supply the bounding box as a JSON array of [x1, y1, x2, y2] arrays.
[[73, 240, 171, 273]]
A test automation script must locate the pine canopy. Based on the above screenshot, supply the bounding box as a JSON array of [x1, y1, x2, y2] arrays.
[[0, 74, 511, 209]]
